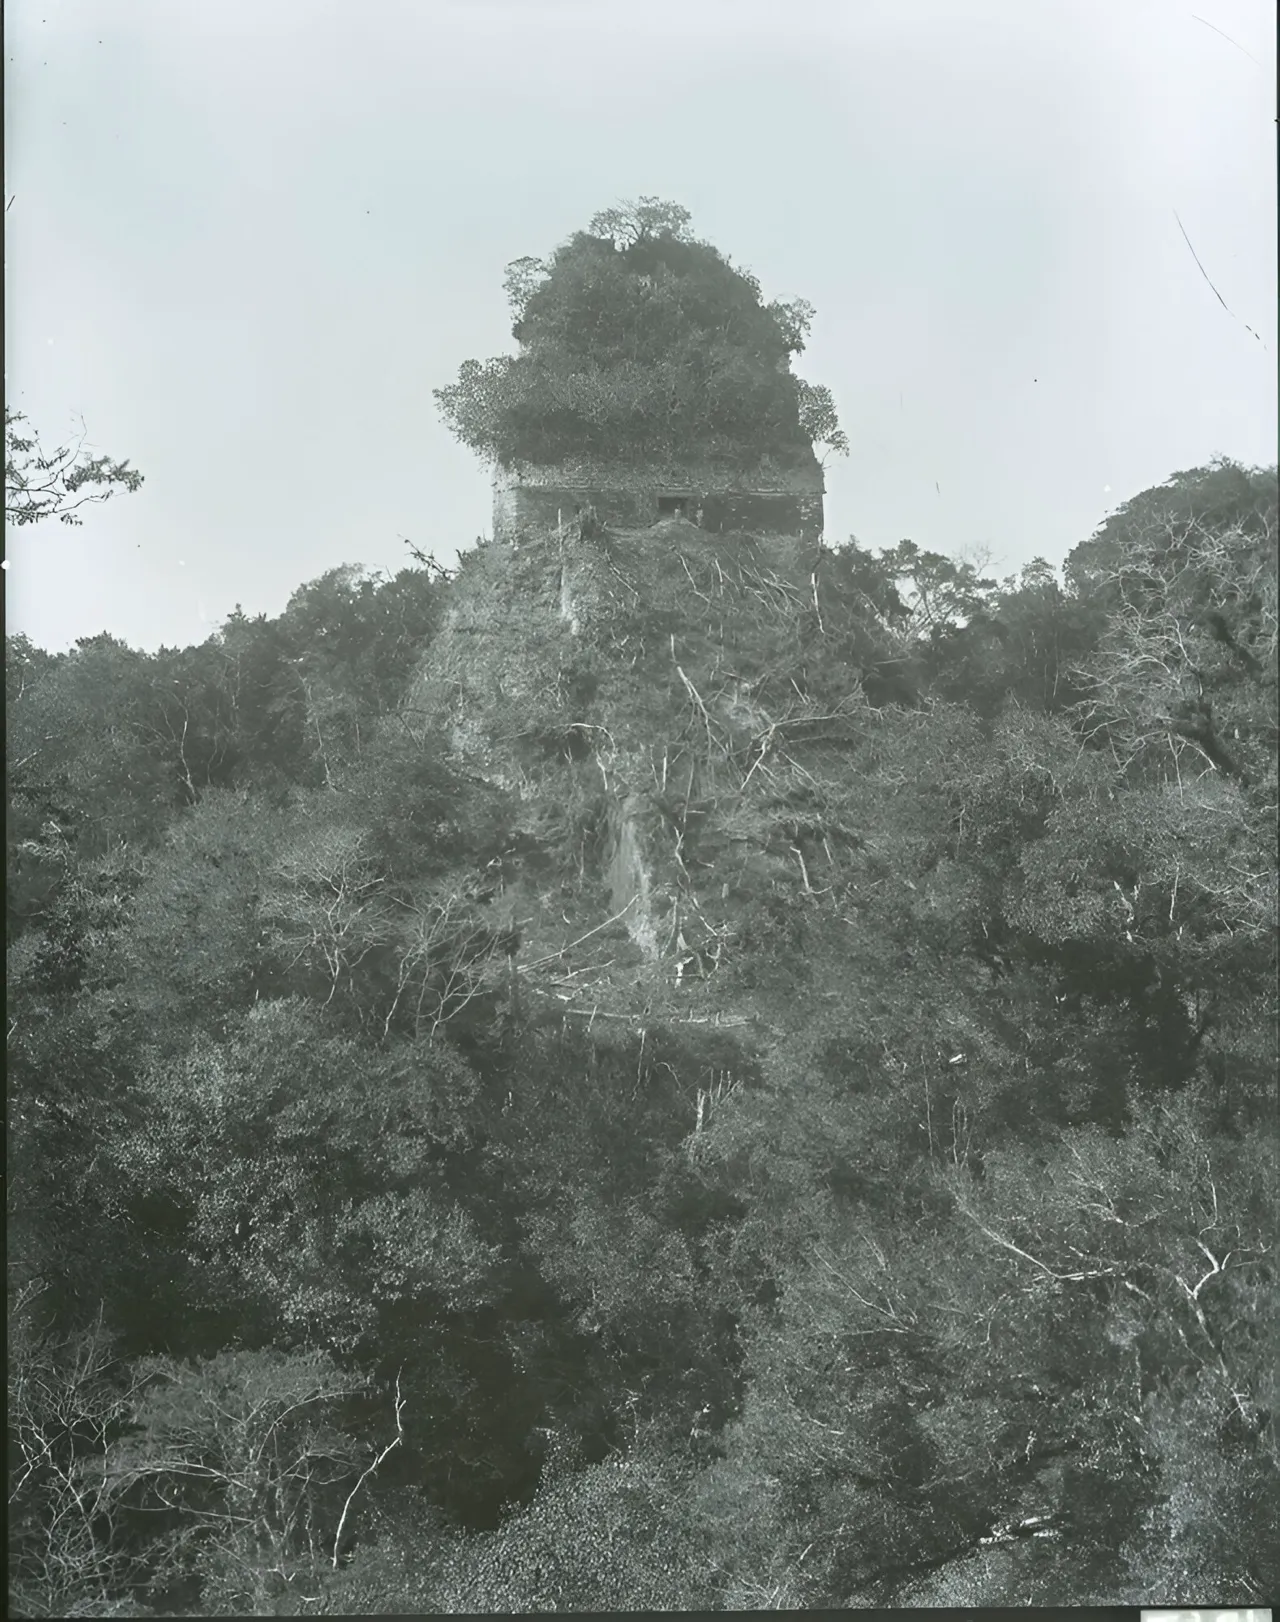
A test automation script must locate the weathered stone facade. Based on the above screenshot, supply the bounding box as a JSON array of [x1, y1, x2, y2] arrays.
[[492, 452, 824, 543]]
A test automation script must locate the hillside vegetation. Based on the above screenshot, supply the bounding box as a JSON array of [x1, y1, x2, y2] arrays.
[[7, 452, 1278, 1613]]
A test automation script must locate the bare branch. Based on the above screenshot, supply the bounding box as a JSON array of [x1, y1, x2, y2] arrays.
[[332, 1373, 405, 1568]]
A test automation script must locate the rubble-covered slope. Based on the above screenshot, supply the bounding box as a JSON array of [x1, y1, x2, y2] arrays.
[[404, 517, 926, 1044]]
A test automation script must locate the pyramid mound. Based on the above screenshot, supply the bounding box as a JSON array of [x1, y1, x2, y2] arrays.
[[403, 522, 881, 1034]]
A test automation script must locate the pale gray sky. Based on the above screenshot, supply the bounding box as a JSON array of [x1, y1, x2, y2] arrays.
[[5, 0, 1276, 652]]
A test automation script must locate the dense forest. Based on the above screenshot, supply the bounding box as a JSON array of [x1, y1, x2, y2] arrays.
[[7, 206, 1278, 1614]]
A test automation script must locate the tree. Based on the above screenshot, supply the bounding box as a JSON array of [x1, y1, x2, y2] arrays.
[[105, 998, 497, 1352], [356, 1448, 711, 1612], [797, 379, 850, 462], [926, 559, 1106, 717], [1067, 458, 1278, 601], [104, 1348, 374, 1614], [5, 409, 143, 527], [434, 198, 845, 469], [6, 632, 216, 865], [9, 1286, 145, 1618], [1070, 502, 1277, 790], [196, 564, 446, 791], [102, 788, 287, 1042], [586, 195, 694, 253]]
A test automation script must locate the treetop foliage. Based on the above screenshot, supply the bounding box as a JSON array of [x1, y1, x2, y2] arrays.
[[1066, 457, 1278, 598], [5, 407, 144, 527], [434, 197, 848, 469]]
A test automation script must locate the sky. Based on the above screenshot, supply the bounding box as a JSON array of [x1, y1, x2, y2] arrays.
[[4, 0, 1276, 654]]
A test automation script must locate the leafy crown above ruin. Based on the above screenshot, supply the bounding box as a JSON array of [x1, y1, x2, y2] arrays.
[[434, 197, 849, 472]]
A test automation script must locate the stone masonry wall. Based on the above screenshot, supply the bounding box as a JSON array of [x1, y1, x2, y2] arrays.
[[492, 456, 825, 543]]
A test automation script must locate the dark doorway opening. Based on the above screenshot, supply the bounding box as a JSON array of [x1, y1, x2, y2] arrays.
[[657, 495, 691, 518]]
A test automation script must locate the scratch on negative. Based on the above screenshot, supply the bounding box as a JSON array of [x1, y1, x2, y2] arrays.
[[1190, 13, 1265, 69], [1173, 211, 1268, 350]]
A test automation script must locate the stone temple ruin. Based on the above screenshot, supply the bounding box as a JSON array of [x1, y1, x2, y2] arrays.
[[492, 448, 825, 544]]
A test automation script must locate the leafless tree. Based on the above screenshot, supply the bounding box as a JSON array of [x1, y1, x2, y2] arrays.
[[8, 1285, 143, 1616]]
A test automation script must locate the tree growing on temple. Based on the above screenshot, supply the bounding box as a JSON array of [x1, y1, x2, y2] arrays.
[[433, 197, 848, 468]]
